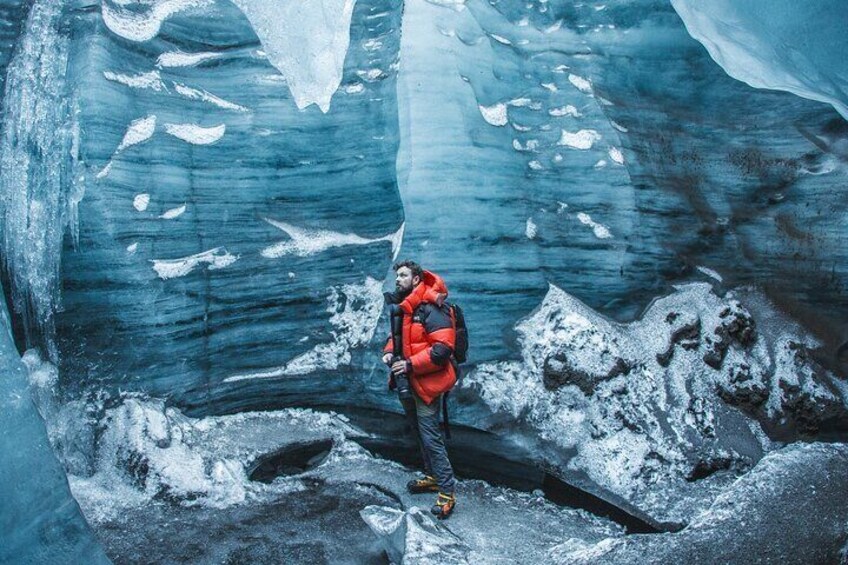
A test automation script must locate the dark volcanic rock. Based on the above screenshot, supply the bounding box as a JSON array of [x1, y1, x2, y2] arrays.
[[543, 352, 630, 394], [715, 362, 769, 410], [657, 316, 701, 367], [703, 301, 756, 370]]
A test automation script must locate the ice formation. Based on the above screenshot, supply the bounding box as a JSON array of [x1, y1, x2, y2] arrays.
[[671, 0, 848, 119], [225, 277, 384, 381], [261, 218, 404, 259], [150, 247, 238, 279], [231, 0, 357, 112]]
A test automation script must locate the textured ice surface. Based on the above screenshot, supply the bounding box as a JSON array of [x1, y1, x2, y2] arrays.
[[0, 280, 109, 563], [47, 394, 618, 563], [554, 443, 848, 564], [0, 0, 77, 361], [465, 282, 848, 523], [671, 0, 848, 120], [362, 505, 472, 564], [1, 0, 848, 559], [231, 0, 357, 112], [0, 0, 406, 406]]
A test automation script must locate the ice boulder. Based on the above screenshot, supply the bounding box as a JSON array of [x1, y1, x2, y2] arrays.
[[361, 505, 471, 564]]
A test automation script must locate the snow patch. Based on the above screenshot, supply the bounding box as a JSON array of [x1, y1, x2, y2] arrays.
[[163, 123, 226, 145], [568, 74, 592, 93], [478, 103, 508, 126], [173, 84, 249, 112], [576, 212, 612, 239], [608, 147, 624, 164], [225, 277, 384, 381], [696, 266, 723, 282], [150, 247, 238, 279], [101, 0, 212, 42], [159, 204, 186, 219], [132, 194, 150, 212], [558, 129, 601, 150], [157, 50, 224, 68], [261, 218, 403, 259], [549, 105, 581, 117], [103, 70, 166, 91], [526, 217, 537, 239]]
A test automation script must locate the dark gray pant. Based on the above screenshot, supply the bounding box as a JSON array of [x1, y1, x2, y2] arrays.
[[402, 392, 456, 494]]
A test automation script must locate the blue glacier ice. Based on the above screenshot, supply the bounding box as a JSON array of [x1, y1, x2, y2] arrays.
[[1, 0, 848, 562], [0, 277, 109, 564]]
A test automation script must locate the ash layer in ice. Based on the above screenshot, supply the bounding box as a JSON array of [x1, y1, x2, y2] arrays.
[[465, 282, 848, 525]]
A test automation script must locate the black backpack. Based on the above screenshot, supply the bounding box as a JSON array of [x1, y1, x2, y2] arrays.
[[447, 302, 468, 364]]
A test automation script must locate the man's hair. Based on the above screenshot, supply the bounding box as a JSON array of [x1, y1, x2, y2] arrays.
[[393, 259, 423, 280]]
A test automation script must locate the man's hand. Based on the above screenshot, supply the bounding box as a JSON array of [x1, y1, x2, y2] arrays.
[[391, 359, 410, 376], [382, 353, 393, 366]]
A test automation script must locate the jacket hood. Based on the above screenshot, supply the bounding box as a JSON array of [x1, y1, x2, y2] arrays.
[[399, 270, 449, 314]]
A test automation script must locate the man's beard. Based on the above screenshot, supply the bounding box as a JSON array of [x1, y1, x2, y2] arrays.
[[395, 285, 412, 299]]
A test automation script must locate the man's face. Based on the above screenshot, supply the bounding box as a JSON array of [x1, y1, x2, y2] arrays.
[[395, 266, 420, 295]]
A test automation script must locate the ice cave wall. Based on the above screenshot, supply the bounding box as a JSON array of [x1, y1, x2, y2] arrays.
[[0, 0, 845, 418], [1, 0, 405, 414], [0, 275, 109, 564], [0, 0, 847, 556]]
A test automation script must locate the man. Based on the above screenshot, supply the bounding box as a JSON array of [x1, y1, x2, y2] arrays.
[[382, 260, 458, 519]]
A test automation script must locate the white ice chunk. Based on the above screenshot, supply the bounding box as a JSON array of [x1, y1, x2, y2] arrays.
[[568, 73, 592, 93], [133, 194, 150, 212], [126, 242, 138, 254], [549, 105, 581, 117], [101, 0, 212, 42], [163, 123, 226, 145], [608, 147, 624, 164], [160, 204, 186, 219], [231, 0, 357, 113], [525, 217, 537, 239], [157, 50, 225, 68], [558, 129, 601, 150], [260, 218, 404, 259], [103, 70, 166, 91], [173, 84, 250, 112], [576, 212, 612, 239], [117, 115, 157, 152], [360, 506, 471, 565], [150, 247, 238, 279], [478, 103, 508, 126]]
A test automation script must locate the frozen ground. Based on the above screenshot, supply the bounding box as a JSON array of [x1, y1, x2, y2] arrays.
[[59, 399, 620, 564], [42, 395, 848, 564]]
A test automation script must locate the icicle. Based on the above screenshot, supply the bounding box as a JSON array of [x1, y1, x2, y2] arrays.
[[0, 0, 76, 361]]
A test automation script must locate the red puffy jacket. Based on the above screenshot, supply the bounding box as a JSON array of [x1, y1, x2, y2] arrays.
[[384, 270, 457, 405]]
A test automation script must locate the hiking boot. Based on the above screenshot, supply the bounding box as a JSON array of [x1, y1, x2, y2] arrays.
[[407, 475, 439, 494], [430, 492, 456, 520]]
